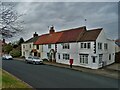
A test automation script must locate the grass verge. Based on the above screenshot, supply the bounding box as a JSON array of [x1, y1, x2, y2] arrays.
[[1, 69, 33, 89]]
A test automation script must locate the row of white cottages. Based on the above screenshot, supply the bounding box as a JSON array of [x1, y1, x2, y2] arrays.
[[21, 26, 115, 69]]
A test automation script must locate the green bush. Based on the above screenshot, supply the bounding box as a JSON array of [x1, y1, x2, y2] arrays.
[[10, 49, 21, 58], [42, 58, 49, 62]]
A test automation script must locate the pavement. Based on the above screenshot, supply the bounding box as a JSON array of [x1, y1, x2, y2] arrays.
[[14, 58, 120, 79]]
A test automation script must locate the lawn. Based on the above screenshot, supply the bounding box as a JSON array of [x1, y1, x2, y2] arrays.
[[0, 69, 2, 89], [1, 69, 33, 89]]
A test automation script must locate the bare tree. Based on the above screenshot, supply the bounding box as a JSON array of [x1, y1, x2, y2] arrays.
[[0, 2, 24, 38]]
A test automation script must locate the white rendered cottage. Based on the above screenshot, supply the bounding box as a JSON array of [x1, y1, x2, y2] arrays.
[[21, 32, 39, 58], [33, 26, 115, 69]]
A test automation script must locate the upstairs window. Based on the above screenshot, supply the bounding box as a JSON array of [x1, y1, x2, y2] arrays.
[[23, 45, 25, 48], [87, 43, 91, 49], [104, 43, 108, 50], [81, 43, 91, 49], [29, 44, 31, 48], [84, 43, 87, 48], [81, 43, 84, 48], [63, 43, 70, 49], [98, 43, 102, 50]]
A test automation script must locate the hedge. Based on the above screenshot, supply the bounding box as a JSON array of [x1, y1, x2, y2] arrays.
[[10, 49, 21, 57]]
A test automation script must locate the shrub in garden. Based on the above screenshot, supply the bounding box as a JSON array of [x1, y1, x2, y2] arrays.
[[10, 49, 21, 57]]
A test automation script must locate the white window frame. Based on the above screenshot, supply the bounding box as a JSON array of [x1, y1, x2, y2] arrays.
[[63, 43, 70, 49], [23, 45, 25, 48], [104, 43, 108, 50], [80, 43, 91, 49], [81, 43, 84, 48], [79, 54, 88, 64], [98, 43, 102, 50], [63, 54, 70, 60]]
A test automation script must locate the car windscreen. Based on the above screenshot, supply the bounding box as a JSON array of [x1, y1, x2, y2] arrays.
[[33, 57, 39, 59]]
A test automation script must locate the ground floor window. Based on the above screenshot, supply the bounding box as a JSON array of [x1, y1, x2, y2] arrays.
[[79, 54, 88, 64], [58, 53, 60, 59], [23, 52, 25, 56], [99, 54, 103, 64], [63, 54, 70, 60], [109, 54, 111, 60], [47, 53, 49, 58]]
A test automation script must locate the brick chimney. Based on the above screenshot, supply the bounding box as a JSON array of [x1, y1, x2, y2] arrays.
[[49, 26, 55, 34], [2, 38, 5, 43], [33, 32, 38, 37]]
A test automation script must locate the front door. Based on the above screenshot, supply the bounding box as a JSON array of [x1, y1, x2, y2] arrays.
[[92, 56, 97, 69], [34, 52, 37, 56], [49, 49, 56, 62]]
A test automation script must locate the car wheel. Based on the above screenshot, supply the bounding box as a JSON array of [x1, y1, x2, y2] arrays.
[[25, 60, 28, 63], [33, 61, 36, 65]]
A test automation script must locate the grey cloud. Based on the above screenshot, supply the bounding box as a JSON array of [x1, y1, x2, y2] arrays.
[[4, 2, 118, 42]]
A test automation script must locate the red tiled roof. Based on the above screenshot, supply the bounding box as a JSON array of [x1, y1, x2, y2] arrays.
[[34, 32, 63, 45], [34, 26, 86, 45], [34, 26, 102, 45]]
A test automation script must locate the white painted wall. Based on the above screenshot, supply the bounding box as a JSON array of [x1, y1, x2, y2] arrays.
[[56, 43, 78, 65], [33, 44, 43, 58], [107, 39, 115, 65], [78, 42, 99, 69], [42, 44, 55, 59], [21, 42, 33, 58], [96, 30, 115, 68], [32, 30, 115, 69]]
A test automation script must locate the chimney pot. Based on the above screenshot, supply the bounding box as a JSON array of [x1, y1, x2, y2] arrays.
[[33, 32, 38, 37], [49, 26, 55, 34]]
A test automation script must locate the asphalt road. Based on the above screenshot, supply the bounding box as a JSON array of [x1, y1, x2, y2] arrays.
[[2, 59, 119, 88]]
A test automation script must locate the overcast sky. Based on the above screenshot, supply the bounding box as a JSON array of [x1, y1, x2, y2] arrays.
[[4, 1, 118, 42]]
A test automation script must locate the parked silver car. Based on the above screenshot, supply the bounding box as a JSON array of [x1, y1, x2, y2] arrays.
[[2, 54, 13, 60], [25, 56, 43, 65]]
